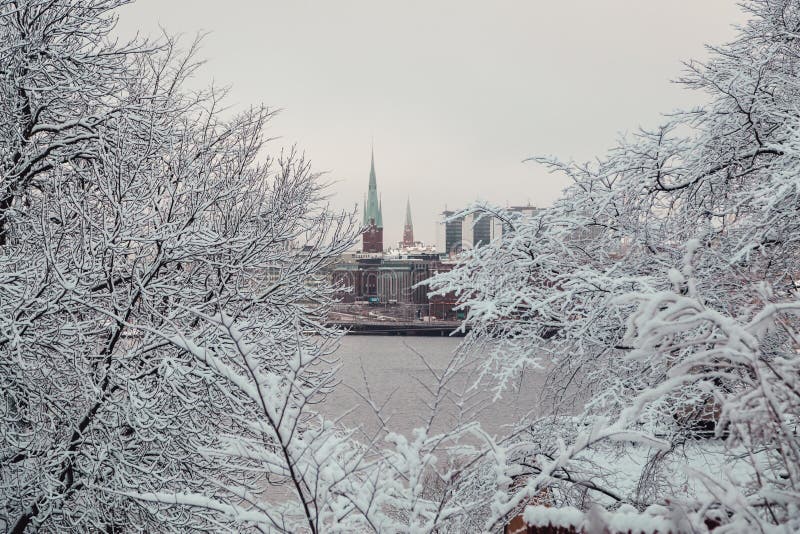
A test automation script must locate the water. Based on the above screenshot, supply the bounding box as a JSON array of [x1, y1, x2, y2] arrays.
[[322, 336, 548, 440]]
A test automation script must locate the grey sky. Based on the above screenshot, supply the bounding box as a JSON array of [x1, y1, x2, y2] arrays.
[[115, 1, 746, 246]]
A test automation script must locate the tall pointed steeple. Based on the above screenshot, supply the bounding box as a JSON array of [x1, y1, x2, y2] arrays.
[[402, 196, 414, 248], [369, 147, 377, 192], [362, 145, 384, 253], [364, 146, 382, 229]]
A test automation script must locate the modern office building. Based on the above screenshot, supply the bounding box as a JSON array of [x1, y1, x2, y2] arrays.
[[471, 213, 492, 247], [498, 205, 541, 236], [436, 210, 465, 257], [436, 204, 541, 257]]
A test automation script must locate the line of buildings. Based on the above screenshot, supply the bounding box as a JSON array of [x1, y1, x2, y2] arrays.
[[329, 149, 539, 319]]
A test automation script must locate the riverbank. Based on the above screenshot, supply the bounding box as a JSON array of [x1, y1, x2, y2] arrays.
[[328, 320, 467, 336]]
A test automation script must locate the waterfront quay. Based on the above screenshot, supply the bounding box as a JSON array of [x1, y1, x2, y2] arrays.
[[328, 304, 465, 336]]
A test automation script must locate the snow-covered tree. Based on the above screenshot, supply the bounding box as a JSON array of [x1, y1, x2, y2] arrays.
[[430, 0, 800, 531], [0, 1, 360, 531]]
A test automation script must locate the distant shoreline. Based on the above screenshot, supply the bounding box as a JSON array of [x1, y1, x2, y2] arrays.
[[328, 321, 467, 337]]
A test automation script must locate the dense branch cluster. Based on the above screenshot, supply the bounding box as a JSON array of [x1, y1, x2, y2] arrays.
[[0, 1, 365, 531], [430, 0, 800, 531]]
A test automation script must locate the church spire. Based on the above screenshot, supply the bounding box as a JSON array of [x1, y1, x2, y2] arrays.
[[369, 146, 377, 192], [364, 145, 382, 229], [402, 196, 414, 248], [362, 145, 384, 253]]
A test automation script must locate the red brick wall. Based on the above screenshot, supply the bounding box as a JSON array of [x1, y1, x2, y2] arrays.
[[363, 224, 383, 253]]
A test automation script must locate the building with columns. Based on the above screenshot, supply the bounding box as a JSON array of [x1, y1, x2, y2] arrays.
[[329, 149, 457, 317]]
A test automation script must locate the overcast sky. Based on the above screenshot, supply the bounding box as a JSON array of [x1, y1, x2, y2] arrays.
[[114, 1, 746, 245]]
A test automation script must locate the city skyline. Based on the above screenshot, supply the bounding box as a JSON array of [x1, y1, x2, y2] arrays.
[[6, 2, 798, 531], [114, 1, 746, 244]]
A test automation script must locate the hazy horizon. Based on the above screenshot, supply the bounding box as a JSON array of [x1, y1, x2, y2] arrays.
[[114, 1, 747, 246]]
